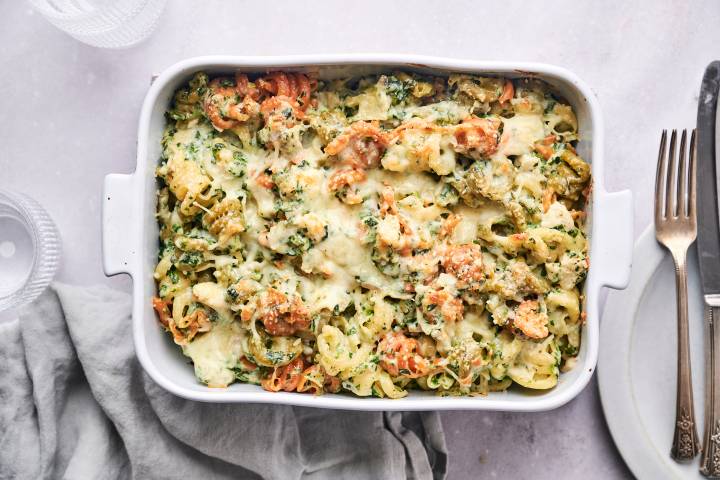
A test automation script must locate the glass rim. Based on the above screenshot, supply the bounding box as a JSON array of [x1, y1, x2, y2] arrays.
[[0, 190, 61, 312], [28, 0, 153, 22]]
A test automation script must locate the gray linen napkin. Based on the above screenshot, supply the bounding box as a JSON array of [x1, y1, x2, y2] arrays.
[[0, 283, 447, 480]]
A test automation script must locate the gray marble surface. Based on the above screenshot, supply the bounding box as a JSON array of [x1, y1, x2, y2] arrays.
[[3, 0, 720, 477]]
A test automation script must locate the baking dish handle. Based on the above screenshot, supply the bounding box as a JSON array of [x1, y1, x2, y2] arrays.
[[593, 189, 634, 289], [102, 173, 137, 276]]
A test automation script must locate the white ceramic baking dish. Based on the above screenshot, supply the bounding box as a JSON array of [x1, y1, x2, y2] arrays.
[[102, 54, 633, 411]]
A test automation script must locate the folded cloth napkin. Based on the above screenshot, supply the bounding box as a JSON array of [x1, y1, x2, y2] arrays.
[[0, 284, 447, 480]]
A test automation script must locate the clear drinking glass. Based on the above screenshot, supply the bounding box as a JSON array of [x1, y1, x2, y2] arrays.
[[27, 0, 167, 49], [0, 191, 61, 313]]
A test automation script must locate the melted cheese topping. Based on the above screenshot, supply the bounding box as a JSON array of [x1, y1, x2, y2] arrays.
[[154, 71, 591, 397]]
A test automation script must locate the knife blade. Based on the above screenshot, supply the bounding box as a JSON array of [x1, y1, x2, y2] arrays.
[[697, 61, 720, 478], [697, 61, 720, 307]]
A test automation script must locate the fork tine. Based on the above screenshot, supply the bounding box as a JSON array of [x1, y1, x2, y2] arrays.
[[655, 130, 668, 223], [665, 130, 678, 218], [678, 130, 688, 217], [688, 128, 697, 218]]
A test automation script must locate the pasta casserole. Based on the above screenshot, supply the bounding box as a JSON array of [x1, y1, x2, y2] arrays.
[[152, 69, 591, 398]]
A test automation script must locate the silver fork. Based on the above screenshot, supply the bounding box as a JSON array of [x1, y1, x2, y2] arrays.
[[655, 129, 701, 461]]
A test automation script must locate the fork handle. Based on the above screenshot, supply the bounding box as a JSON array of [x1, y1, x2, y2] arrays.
[[701, 305, 720, 476], [670, 251, 701, 461]]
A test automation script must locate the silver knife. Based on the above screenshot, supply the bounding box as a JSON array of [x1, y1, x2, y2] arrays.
[[697, 60, 720, 477]]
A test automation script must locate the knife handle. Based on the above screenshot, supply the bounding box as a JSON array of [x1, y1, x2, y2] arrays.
[[671, 253, 701, 461], [702, 305, 720, 476]]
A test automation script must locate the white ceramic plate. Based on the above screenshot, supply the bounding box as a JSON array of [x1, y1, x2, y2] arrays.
[[599, 224, 707, 479]]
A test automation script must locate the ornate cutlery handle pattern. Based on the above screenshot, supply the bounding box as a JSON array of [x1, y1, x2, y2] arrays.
[[702, 305, 720, 477], [670, 252, 701, 461]]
